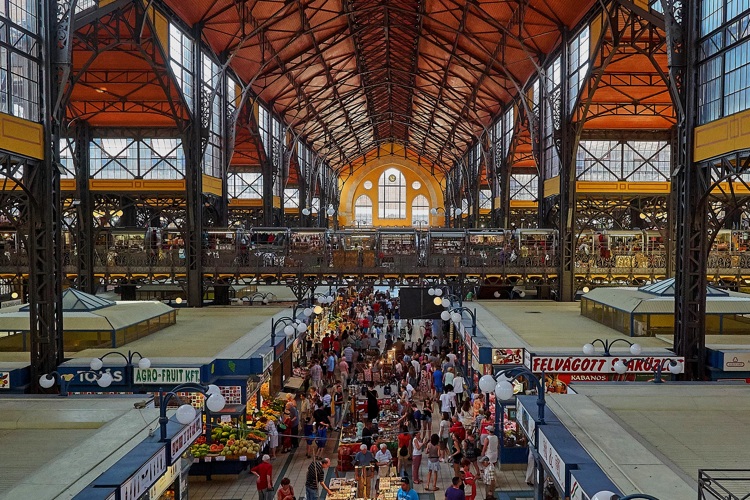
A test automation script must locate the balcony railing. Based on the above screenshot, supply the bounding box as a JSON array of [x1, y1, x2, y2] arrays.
[[699, 469, 750, 500]]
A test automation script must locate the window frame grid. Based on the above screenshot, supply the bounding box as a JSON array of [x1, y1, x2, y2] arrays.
[[354, 194, 373, 225]]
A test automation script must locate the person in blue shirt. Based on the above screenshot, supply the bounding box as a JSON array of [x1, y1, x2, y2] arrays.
[[432, 367, 443, 398], [397, 476, 419, 500], [326, 352, 336, 384]]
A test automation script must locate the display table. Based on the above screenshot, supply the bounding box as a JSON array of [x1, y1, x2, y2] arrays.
[[326, 473, 401, 500], [336, 408, 400, 472], [283, 376, 305, 392]]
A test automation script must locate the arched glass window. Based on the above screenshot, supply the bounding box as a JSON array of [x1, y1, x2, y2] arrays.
[[412, 194, 429, 225], [354, 194, 373, 226], [379, 168, 406, 219]]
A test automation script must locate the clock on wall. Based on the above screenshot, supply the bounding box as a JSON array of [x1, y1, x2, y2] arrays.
[[388, 174, 397, 183], [412, 181, 421, 190], [364, 180, 373, 190]]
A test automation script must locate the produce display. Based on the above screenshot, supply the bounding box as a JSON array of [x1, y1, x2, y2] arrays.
[[188, 397, 288, 461]]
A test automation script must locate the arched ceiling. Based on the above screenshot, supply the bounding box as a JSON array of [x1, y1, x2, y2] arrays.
[[163, 0, 598, 169]]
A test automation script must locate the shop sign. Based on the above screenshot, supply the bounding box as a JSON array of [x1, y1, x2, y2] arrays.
[[526, 355, 684, 374], [274, 340, 286, 359], [169, 414, 202, 464], [516, 399, 536, 444], [134, 367, 201, 385], [0, 371, 9, 389], [120, 447, 166, 500], [569, 471, 589, 500], [471, 356, 481, 374], [149, 463, 178, 499], [539, 429, 566, 489], [261, 350, 274, 373], [492, 348, 524, 365], [722, 352, 750, 371], [569, 374, 609, 382], [58, 366, 127, 386]]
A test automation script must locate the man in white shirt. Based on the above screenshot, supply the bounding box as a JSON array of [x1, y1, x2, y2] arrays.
[[411, 358, 420, 375], [402, 380, 415, 401], [452, 375, 465, 405], [375, 443, 393, 477], [439, 390, 456, 417], [446, 352, 457, 364]]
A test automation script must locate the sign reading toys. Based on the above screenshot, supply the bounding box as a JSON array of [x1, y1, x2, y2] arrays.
[[134, 367, 201, 385]]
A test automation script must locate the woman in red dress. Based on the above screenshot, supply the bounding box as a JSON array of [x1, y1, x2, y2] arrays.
[[281, 410, 293, 452]]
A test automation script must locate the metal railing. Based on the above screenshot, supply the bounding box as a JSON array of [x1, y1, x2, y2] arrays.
[[699, 469, 750, 500]]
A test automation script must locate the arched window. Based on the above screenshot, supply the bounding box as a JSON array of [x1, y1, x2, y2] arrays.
[[379, 168, 406, 219], [354, 194, 373, 226], [412, 195, 429, 225]]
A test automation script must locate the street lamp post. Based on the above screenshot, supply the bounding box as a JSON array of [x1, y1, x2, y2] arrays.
[[441, 305, 476, 372], [478, 367, 547, 500], [89, 350, 151, 390], [494, 367, 547, 500], [291, 303, 314, 363], [158, 382, 226, 441], [582, 339, 642, 357], [292, 302, 314, 320], [271, 316, 309, 351], [39, 370, 113, 396], [441, 306, 477, 337], [613, 357, 683, 383], [593, 493, 660, 500]]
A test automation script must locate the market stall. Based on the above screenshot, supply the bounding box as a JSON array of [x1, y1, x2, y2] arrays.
[[188, 395, 290, 478], [337, 403, 400, 472], [327, 471, 402, 500]]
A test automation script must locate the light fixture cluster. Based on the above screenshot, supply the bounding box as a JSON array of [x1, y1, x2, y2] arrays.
[[175, 384, 227, 424], [282, 320, 309, 336], [478, 373, 516, 401]]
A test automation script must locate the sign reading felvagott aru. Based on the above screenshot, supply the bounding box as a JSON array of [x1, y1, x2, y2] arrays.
[[134, 367, 201, 385]]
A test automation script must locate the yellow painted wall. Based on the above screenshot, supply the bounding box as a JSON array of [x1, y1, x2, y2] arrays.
[[576, 181, 671, 195], [694, 109, 750, 161], [149, 7, 170, 56], [0, 113, 44, 160], [338, 156, 445, 227], [544, 176, 560, 197], [89, 179, 186, 191], [229, 199, 263, 207], [510, 200, 537, 208], [202, 174, 223, 196]]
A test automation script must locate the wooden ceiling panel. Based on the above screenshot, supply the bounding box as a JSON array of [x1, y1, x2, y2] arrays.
[[62, 0, 667, 172]]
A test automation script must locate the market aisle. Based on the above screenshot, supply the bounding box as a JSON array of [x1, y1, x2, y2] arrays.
[[188, 388, 530, 500]]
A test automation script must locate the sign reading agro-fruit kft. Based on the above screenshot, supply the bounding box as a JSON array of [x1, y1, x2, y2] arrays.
[[134, 367, 202, 385]]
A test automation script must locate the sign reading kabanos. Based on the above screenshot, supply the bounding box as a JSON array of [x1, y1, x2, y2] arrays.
[[526, 355, 685, 374]]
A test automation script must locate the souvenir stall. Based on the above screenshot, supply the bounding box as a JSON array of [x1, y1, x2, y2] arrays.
[[326, 475, 402, 500], [337, 403, 401, 473]]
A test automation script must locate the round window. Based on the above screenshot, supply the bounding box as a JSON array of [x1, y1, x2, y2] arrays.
[[412, 181, 422, 190], [363, 180, 373, 190]]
